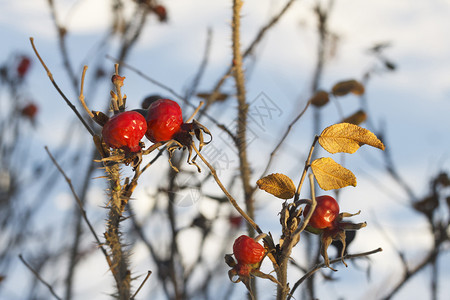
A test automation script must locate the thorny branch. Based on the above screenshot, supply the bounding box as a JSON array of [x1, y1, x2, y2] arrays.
[[232, 0, 255, 241], [45, 146, 113, 269]]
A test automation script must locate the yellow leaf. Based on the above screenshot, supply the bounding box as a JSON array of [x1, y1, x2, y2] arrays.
[[319, 123, 385, 154], [256, 173, 296, 199], [311, 157, 357, 191], [332, 79, 365, 96]]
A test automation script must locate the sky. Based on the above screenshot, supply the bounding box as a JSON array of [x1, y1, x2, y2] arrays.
[[1, 0, 449, 299]]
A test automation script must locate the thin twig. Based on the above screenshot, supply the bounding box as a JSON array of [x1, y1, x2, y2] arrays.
[[202, 0, 297, 109], [185, 28, 213, 101], [131, 271, 152, 299], [106, 55, 185, 101], [192, 142, 262, 234], [186, 101, 204, 123], [44, 146, 113, 269], [79, 65, 94, 118], [287, 247, 383, 299], [260, 100, 311, 178], [19, 254, 63, 300], [47, 0, 78, 91], [294, 135, 319, 201], [29, 37, 95, 137], [293, 174, 317, 236]]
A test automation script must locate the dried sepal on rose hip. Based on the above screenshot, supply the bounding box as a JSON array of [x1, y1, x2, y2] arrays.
[[303, 195, 366, 270], [102, 111, 147, 153]]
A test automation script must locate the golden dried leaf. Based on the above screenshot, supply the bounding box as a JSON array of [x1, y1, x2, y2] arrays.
[[311, 157, 357, 191], [319, 123, 385, 154], [256, 173, 296, 199], [341, 110, 367, 125], [331, 79, 365, 96], [310, 90, 330, 107]]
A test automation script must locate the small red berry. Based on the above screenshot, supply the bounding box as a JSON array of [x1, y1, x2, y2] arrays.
[[233, 235, 265, 265], [145, 99, 183, 143], [229, 215, 243, 228], [102, 111, 147, 153], [153, 5, 167, 22], [303, 195, 340, 229], [21, 103, 38, 119], [17, 56, 31, 77]]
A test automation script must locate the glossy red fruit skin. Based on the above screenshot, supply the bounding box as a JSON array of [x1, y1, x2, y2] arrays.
[[145, 99, 183, 143], [303, 195, 340, 229], [233, 235, 265, 265], [102, 111, 147, 153]]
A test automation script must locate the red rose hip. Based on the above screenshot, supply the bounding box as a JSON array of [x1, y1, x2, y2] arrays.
[[17, 56, 31, 77], [102, 111, 147, 153], [145, 99, 183, 143], [21, 103, 38, 119], [233, 235, 265, 265], [303, 195, 340, 229]]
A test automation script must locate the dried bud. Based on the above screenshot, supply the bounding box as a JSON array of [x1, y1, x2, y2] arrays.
[[111, 75, 125, 87]]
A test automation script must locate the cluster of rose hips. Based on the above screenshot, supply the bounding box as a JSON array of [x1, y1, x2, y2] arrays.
[[302, 195, 366, 269], [100, 84, 211, 172], [101, 98, 183, 153], [1, 55, 39, 122]]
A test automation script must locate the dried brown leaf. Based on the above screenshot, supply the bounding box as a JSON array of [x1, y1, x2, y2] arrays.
[[341, 110, 367, 125], [310, 90, 330, 107], [256, 173, 296, 199], [311, 157, 357, 190], [319, 123, 385, 154], [332, 79, 365, 96]]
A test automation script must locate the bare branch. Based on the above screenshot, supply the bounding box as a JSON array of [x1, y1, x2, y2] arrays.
[[287, 248, 383, 299], [29, 37, 95, 137], [131, 271, 152, 299], [44, 146, 113, 269], [19, 254, 63, 300]]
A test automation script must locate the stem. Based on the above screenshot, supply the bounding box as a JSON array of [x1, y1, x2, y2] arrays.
[[29, 37, 95, 137], [232, 0, 254, 238], [79, 66, 94, 119], [19, 254, 63, 300], [294, 136, 319, 201], [287, 248, 383, 299], [276, 175, 317, 300], [192, 143, 262, 235]]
